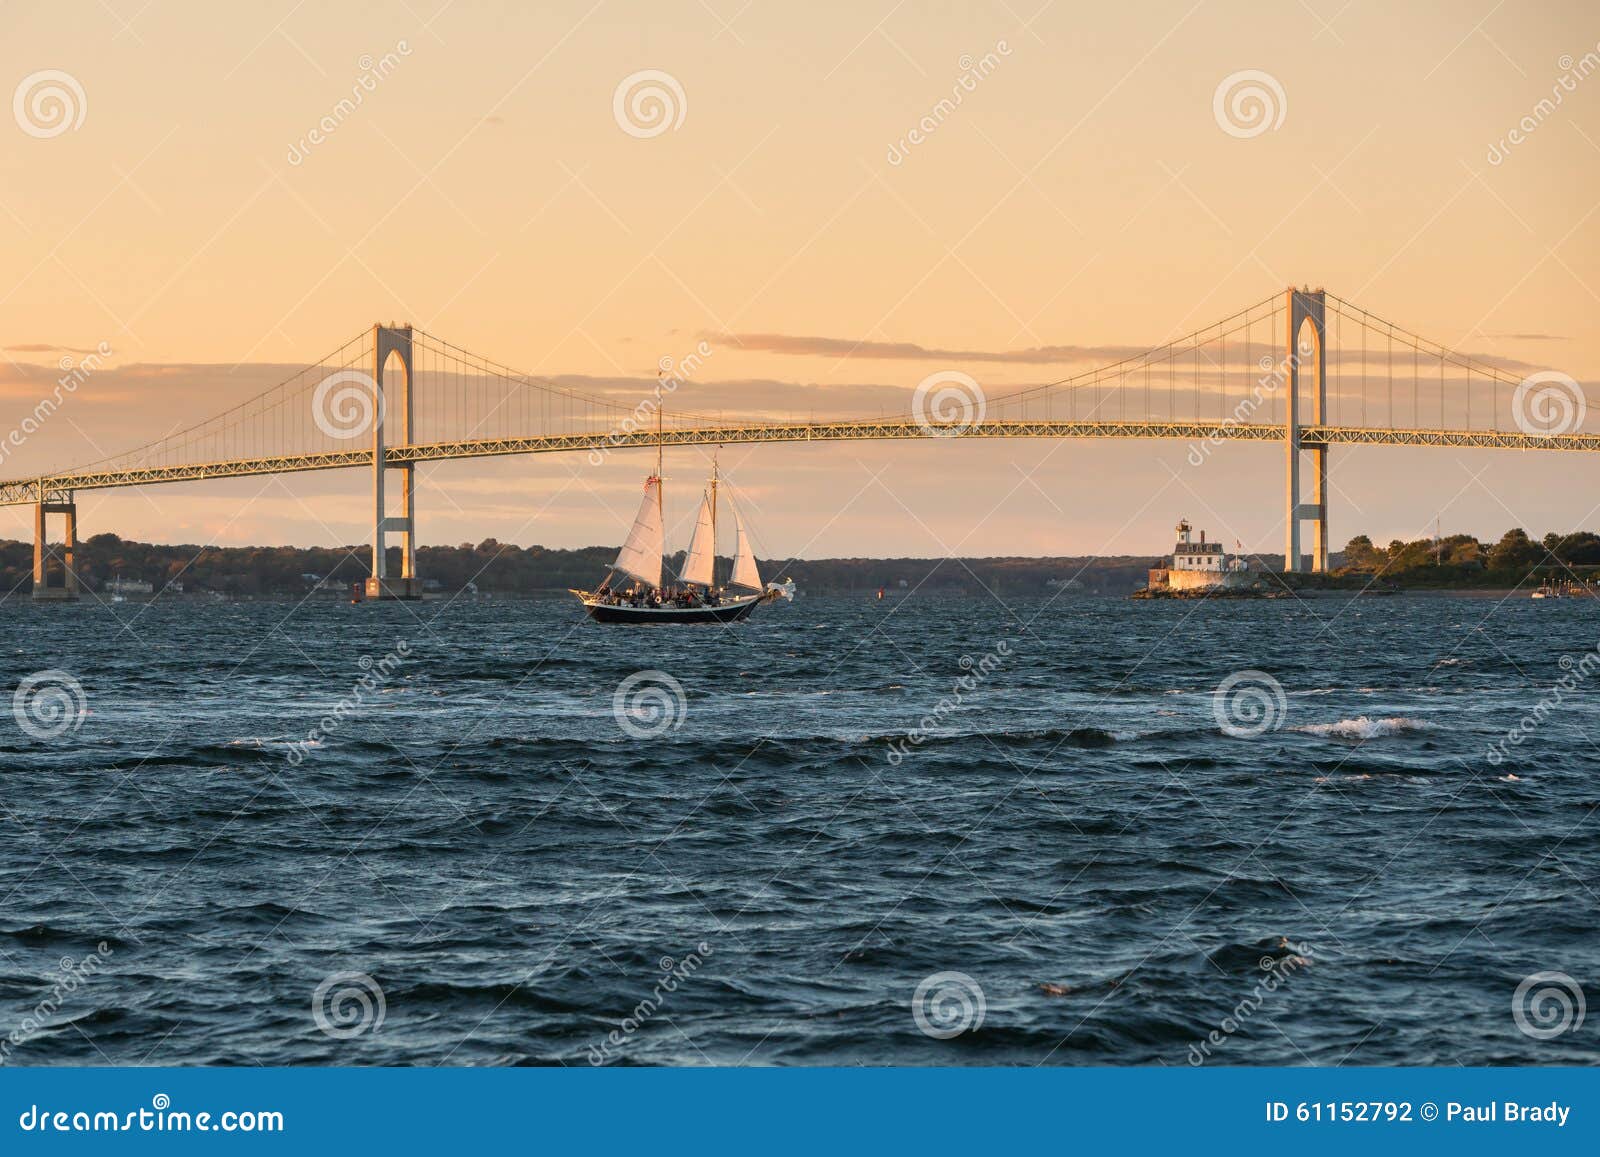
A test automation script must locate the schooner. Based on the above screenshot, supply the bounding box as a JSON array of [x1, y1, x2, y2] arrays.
[[570, 454, 790, 624]]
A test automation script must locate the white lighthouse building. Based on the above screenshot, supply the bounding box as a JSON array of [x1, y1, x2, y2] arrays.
[[1147, 518, 1252, 592]]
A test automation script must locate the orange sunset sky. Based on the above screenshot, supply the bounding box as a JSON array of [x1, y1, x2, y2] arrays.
[[2, 0, 1598, 560]]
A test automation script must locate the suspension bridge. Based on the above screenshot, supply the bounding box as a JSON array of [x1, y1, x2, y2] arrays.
[[6, 288, 1593, 600]]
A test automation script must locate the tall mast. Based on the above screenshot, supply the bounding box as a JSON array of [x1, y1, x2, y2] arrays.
[[709, 450, 719, 590], [656, 403, 665, 588]]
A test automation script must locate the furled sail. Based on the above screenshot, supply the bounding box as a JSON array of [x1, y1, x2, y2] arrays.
[[612, 476, 664, 587], [727, 495, 762, 590], [678, 491, 716, 586]]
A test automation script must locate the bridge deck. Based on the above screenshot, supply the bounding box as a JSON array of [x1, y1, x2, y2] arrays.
[[2, 419, 1595, 505]]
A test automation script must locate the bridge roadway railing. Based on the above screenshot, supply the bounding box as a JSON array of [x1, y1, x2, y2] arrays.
[[2, 419, 1597, 506]]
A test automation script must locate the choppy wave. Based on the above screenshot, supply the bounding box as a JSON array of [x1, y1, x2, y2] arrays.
[[0, 593, 1595, 1066], [1297, 715, 1435, 740]]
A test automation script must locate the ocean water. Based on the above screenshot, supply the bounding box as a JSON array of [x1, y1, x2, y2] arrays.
[[1, 592, 1596, 1067]]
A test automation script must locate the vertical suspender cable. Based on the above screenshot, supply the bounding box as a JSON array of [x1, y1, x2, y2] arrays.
[[1220, 330, 1226, 421]]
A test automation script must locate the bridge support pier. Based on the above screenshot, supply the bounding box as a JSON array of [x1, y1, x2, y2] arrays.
[[32, 492, 80, 600], [366, 324, 422, 601], [1283, 288, 1329, 574]]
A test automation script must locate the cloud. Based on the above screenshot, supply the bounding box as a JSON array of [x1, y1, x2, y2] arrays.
[[539, 371, 915, 418], [4, 342, 102, 355], [706, 330, 1551, 376], [707, 331, 1149, 365], [1, 351, 1588, 487]]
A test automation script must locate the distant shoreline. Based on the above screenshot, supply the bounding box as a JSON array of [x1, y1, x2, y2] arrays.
[[2, 531, 1589, 601]]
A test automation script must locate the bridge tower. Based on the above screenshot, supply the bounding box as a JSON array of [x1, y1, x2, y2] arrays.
[[366, 324, 421, 600], [1283, 288, 1329, 573], [30, 488, 79, 600]]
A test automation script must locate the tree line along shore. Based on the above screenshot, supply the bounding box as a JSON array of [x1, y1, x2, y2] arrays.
[[0, 528, 1593, 600]]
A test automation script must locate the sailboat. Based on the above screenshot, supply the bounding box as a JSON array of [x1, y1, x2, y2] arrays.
[[570, 453, 791, 625]]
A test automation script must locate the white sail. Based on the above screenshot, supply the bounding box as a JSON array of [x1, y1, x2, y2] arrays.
[[612, 477, 664, 587], [678, 491, 716, 586], [727, 495, 762, 590]]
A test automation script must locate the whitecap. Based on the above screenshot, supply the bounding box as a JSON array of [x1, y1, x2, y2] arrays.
[[1298, 716, 1434, 740], [229, 736, 318, 750]]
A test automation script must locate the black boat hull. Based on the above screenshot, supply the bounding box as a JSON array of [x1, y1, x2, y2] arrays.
[[578, 595, 762, 624]]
